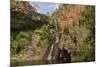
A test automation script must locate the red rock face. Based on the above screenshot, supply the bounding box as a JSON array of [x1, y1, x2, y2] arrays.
[[56, 5, 85, 33]]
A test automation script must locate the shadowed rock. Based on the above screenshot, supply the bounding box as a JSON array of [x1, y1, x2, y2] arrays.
[[11, 0, 48, 30]]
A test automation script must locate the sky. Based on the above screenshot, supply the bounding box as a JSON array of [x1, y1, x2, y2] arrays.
[[29, 2, 60, 15]]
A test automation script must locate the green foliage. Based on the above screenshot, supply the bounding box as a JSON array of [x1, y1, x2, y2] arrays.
[[35, 24, 55, 48], [62, 6, 95, 62], [41, 31, 50, 40], [11, 31, 33, 54], [64, 27, 69, 35], [34, 24, 50, 40], [37, 40, 42, 47], [79, 6, 95, 32], [11, 39, 25, 54], [73, 6, 95, 62]]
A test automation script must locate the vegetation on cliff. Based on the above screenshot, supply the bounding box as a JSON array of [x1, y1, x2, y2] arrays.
[[11, 1, 95, 66]]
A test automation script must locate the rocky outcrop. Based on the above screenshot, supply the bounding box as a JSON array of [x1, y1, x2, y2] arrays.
[[11, 1, 95, 65], [11, 0, 48, 30]]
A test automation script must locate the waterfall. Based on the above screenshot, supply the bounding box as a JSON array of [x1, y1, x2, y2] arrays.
[[46, 20, 59, 62]]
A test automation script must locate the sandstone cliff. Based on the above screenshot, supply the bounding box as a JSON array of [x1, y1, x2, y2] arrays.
[[11, 0, 48, 30]]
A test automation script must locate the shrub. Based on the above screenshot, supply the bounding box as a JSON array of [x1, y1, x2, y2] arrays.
[[73, 6, 95, 62], [11, 31, 33, 54]]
